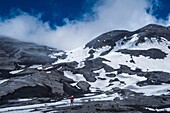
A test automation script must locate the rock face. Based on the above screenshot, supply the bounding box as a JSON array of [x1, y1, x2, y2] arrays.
[[0, 72, 64, 99], [0, 37, 66, 66], [85, 24, 170, 58], [0, 37, 81, 105], [77, 81, 91, 92], [117, 48, 168, 59], [0, 24, 170, 112], [85, 30, 131, 49]]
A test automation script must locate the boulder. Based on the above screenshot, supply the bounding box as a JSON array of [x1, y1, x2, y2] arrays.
[[0, 59, 16, 71], [106, 73, 116, 77], [77, 81, 91, 92], [0, 71, 65, 100]]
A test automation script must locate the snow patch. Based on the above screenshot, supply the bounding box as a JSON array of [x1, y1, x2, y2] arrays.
[[93, 45, 111, 57], [37, 66, 43, 70], [53, 47, 90, 65], [29, 65, 42, 69], [49, 52, 65, 59], [9, 69, 24, 74], [129, 84, 170, 96], [44, 66, 53, 70], [0, 93, 121, 113], [80, 93, 122, 102], [0, 79, 9, 84], [63, 71, 86, 82], [114, 34, 139, 50], [76, 61, 85, 68], [46, 71, 51, 74], [102, 46, 170, 73], [146, 107, 170, 112]]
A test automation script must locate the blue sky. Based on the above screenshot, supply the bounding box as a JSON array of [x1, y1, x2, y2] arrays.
[[0, 0, 170, 50], [0, 0, 170, 27], [0, 0, 97, 27], [149, 0, 170, 20]]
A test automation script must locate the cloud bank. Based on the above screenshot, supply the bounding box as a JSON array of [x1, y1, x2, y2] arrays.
[[0, 0, 169, 50]]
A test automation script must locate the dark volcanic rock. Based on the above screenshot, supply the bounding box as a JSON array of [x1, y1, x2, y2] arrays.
[[85, 24, 170, 56], [85, 30, 133, 56], [51, 61, 78, 72], [137, 71, 170, 86], [1, 86, 53, 99], [77, 81, 91, 92], [55, 62, 97, 82], [168, 46, 170, 49], [0, 37, 66, 66], [106, 73, 116, 77], [116, 64, 170, 86], [85, 30, 132, 49], [129, 55, 135, 64], [0, 72, 64, 99], [83, 57, 111, 71], [117, 48, 167, 59], [135, 24, 170, 42], [0, 70, 81, 101], [78, 57, 114, 82], [98, 77, 107, 80], [87, 49, 95, 59], [63, 83, 81, 96], [56, 57, 114, 82], [109, 78, 120, 83], [117, 65, 135, 75], [55, 95, 170, 113], [13, 68, 39, 75], [0, 60, 15, 70]]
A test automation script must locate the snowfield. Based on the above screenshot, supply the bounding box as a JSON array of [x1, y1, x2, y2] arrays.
[[55, 35, 170, 96]]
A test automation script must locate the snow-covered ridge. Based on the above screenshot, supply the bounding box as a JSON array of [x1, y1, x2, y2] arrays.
[[49, 29, 170, 97]]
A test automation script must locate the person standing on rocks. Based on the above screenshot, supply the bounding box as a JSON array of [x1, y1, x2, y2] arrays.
[[70, 95, 74, 106]]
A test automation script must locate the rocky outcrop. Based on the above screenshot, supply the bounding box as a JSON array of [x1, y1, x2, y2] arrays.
[[116, 65, 170, 86], [137, 71, 170, 86], [0, 37, 66, 66], [0, 60, 16, 70], [85, 30, 131, 49], [117, 48, 167, 59], [106, 73, 116, 77], [86, 24, 170, 57], [77, 58, 114, 82], [0, 71, 76, 100], [135, 24, 170, 42], [77, 81, 91, 92], [0, 37, 81, 102], [54, 57, 114, 82]]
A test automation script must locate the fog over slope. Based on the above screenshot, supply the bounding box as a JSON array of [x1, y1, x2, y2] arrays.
[[1, 0, 170, 50]]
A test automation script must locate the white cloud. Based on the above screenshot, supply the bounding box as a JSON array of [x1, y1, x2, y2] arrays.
[[0, 0, 169, 50]]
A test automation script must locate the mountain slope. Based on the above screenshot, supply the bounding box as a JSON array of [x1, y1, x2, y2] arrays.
[[0, 24, 170, 112], [0, 37, 82, 106], [53, 24, 170, 95]]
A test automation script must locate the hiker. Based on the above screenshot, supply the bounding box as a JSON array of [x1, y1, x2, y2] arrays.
[[70, 95, 74, 105]]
